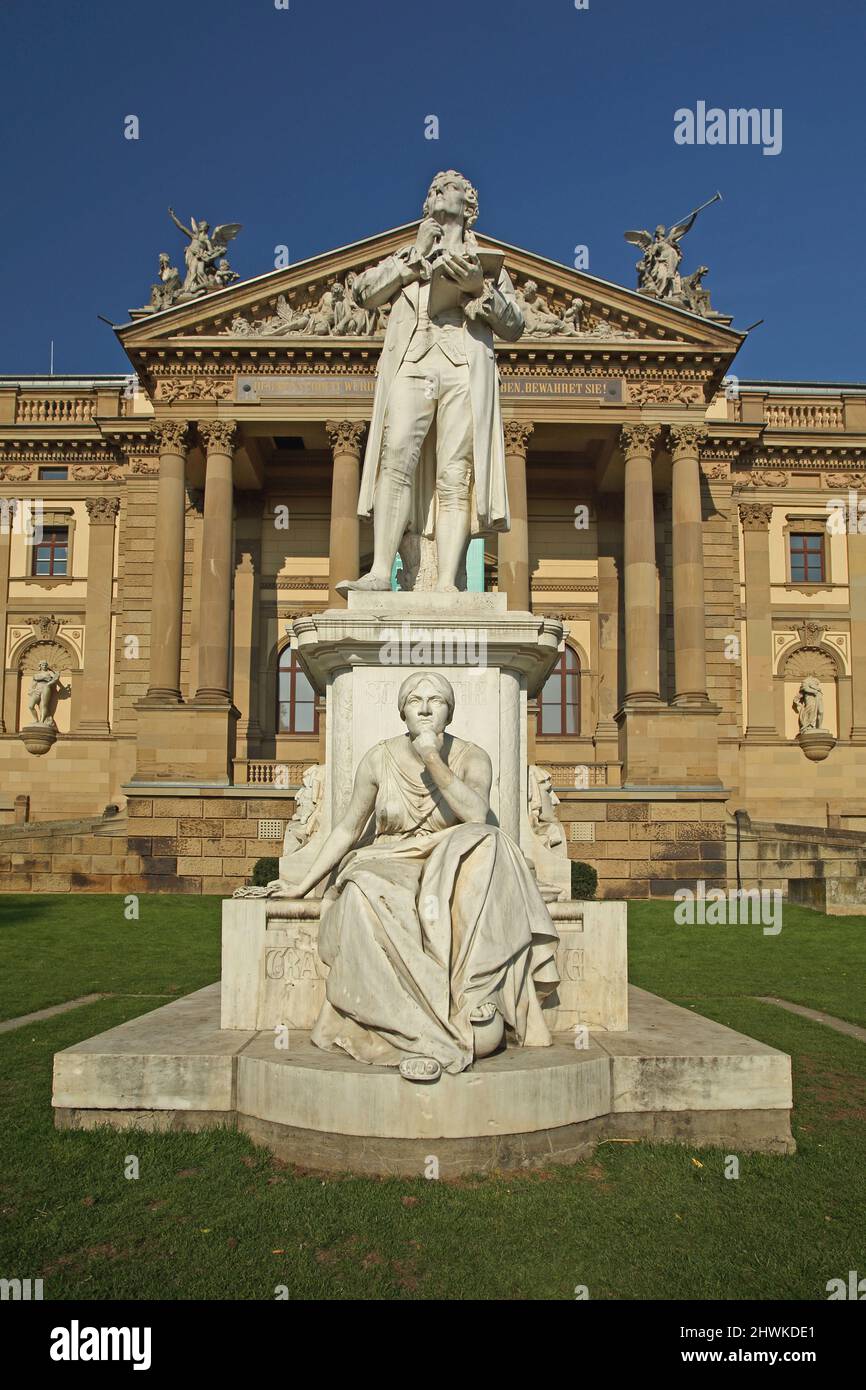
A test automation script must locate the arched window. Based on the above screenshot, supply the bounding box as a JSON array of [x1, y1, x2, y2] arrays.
[[538, 646, 580, 736], [277, 649, 318, 734]]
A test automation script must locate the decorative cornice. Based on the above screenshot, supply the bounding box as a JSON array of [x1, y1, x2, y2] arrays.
[[85, 496, 120, 524], [739, 502, 773, 530], [71, 464, 122, 481], [158, 379, 232, 404], [276, 577, 329, 590], [325, 420, 366, 455], [824, 471, 866, 489], [628, 381, 704, 405], [620, 423, 661, 459], [153, 419, 190, 455], [732, 469, 789, 491], [503, 421, 534, 456], [198, 419, 238, 455]]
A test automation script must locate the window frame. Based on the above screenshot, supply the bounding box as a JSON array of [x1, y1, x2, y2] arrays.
[[276, 647, 319, 736], [537, 645, 580, 737], [31, 524, 70, 577]]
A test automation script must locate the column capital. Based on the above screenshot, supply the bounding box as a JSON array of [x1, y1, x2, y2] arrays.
[[503, 420, 534, 457], [620, 422, 661, 460], [668, 423, 707, 458], [85, 496, 120, 525], [325, 419, 366, 455], [152, 419, 190, 455], [198, 419, 238, 455], [739, 502, 773, 531]]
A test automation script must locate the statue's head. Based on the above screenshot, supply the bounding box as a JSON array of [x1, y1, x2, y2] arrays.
[[524, 279, 538, 298], [423, 170, 479, 228], [655, 224, 666, 237], [800, 676, 822, 697], [159, 252, 170, 267], [398, 671, 455, 736], [38, 659, 49, 670], [199, 220, 210, 235]]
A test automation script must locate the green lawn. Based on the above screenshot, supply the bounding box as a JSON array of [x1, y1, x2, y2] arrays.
[[0, 894, 864, 1300]]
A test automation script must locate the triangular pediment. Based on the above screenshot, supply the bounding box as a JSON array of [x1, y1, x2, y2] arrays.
[[118, 220, 744, 361]]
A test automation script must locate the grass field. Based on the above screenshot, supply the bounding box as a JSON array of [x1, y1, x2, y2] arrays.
[[0, 893, 864, 1300]]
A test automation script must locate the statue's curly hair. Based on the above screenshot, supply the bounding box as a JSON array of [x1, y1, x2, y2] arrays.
[[423, 171, 479, 229]]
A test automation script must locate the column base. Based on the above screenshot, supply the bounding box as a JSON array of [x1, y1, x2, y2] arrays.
[[132, 700, 238, 784], [142, 687, 183, 704], [193, 688, 233, 705], [616, 701, 722, 787], [76, 720, 112, 736]]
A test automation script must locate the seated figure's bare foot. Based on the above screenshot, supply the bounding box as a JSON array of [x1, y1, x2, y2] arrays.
[[399, 1055, 442, 1083], [335, 573, 391, 597], [434, 581, 458, 593], [470, 1001, 505, 1059]]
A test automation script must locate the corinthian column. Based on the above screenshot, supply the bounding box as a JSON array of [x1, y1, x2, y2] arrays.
[[79, 497, 120, 733], [326, 420, 365, 606], [195, 419, 237, 703], [145, 420, 189, 702], [740, 502, 776, 736], [621, 423, 661, 702], [670, 425, 709, 704], [498, 421, 533, 610]]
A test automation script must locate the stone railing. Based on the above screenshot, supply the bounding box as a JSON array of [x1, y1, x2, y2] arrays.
[[547, 763, 610, 788], [234, 759, 312, 786], [765, 402, 844, 431], [16, 395, 96, 425]]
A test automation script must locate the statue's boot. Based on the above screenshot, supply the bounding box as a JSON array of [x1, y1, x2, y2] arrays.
[[399, 1056, 442, 1083], [335, 573, 392, 598]]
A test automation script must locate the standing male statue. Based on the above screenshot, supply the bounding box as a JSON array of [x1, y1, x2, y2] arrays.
[[336, 171, 525, 595], [27, 659, 60, 726]]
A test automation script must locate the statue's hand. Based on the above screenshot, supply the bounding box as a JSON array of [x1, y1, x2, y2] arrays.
[[412, 729, 443, 761], [439, 252, 484, 296], [415, 217, 444, 259]]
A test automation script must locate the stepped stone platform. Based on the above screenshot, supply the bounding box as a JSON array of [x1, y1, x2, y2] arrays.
[[52, 983, 794, 1176]]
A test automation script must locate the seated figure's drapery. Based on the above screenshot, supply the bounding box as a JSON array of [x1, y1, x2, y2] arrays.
[[312, 737, 560, 1073]]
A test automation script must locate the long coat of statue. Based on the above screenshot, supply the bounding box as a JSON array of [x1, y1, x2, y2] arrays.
[[352, 240, 524, 538]]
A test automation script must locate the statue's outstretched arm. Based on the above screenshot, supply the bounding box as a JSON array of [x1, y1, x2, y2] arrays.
[[287, 749, 379, 896], [168, 207, 192, 239]]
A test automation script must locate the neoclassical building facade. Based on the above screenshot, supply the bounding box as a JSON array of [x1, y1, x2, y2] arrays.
[[1, 221, 865, 897]]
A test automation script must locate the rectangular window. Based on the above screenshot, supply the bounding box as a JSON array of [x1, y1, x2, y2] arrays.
[[38, 467, 68, 481], [789, 532, 825, 584], [32, 526, 69, 576]]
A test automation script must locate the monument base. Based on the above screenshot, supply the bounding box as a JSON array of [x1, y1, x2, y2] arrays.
[[52, 983, 794, 1176]]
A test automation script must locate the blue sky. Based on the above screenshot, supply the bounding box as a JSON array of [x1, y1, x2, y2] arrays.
[[1, 0, 863, 380]]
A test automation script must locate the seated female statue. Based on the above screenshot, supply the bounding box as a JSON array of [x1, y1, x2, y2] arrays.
[[284, 670, 559, 1082]]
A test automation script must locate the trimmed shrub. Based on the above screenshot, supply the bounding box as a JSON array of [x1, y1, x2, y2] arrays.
[[251, 856, 279, 887], [570, 859, 597, 900]]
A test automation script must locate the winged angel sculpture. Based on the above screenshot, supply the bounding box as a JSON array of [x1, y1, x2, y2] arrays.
[[167, 208, 242, 296], [624, 194, 721, 310]]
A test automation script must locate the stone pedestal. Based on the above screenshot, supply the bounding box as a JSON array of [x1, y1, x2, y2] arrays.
[[617, 702, 722, 788], [292, 592, 562, 854], [131, 700, 238, 784], [220, 896, 628, 1034]]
